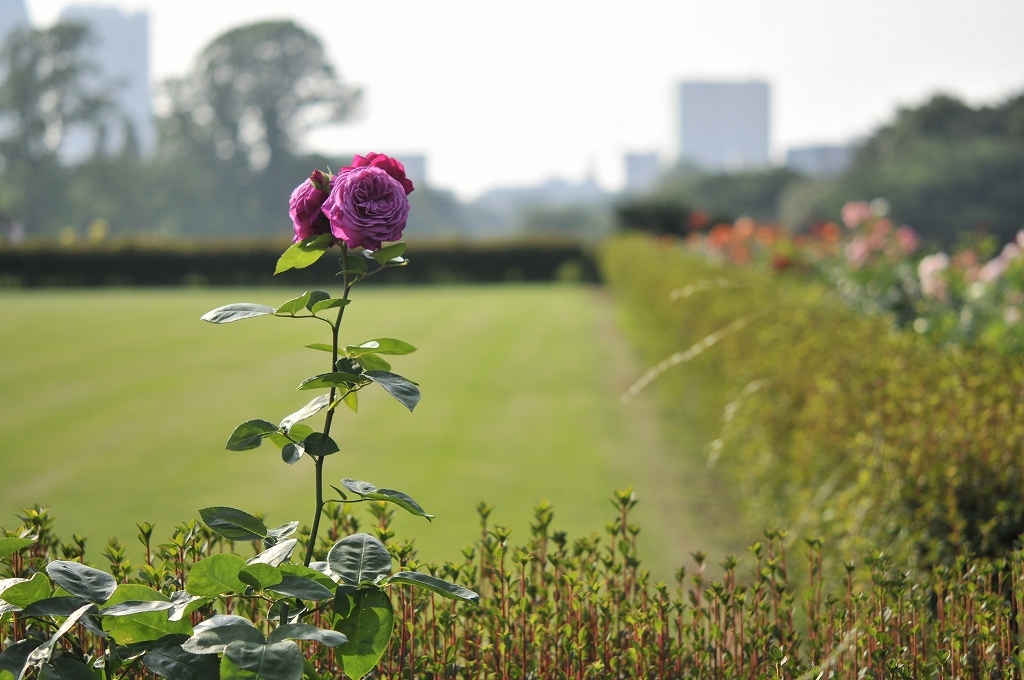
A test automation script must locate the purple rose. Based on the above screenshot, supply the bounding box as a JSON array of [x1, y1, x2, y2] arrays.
[[289, 169, 331, 242], [323, 165, 410, 250]]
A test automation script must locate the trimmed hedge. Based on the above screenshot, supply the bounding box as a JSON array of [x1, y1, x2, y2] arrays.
[[603, 233, 1024, 567], [0, 241, 598, 287]]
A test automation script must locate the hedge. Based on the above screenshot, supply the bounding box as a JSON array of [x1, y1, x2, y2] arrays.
[[602, 233, 1024, 568], [0, 241, 599, 287]]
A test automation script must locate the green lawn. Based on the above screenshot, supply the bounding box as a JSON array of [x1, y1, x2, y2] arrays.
[[0, 284, 713, 576]]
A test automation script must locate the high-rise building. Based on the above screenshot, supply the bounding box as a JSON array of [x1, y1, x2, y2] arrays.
[[678, 80, 770, 170], [786, 144, 854, 177], [0, 0, 28, 47], [58, 5, 154, 161], [624, 152, 660, 194]]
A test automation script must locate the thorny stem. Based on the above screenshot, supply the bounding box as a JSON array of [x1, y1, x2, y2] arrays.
[[304, 244, 352, 567]]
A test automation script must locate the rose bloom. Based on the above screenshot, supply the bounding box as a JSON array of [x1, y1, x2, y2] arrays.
[[289, 169, 332, 242], [918, 253, 950, 300], [845, 237, 870, 269], [323, 153, 414, 250], [841, 201, 871, 229], [895, 225, 919, 255]]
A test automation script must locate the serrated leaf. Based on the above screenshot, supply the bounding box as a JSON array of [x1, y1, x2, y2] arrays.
[[340, 479, 432, 520], [364, 371, 421, 412], [327, 534, 392, 586], [311, 298, 350, 314], [348, 338, 417, 356], [201, 304, 276, 324], [334, 588, 393, 680], [276, 292, 312, 316], [297, 372, 363, 391], [226, 420, 279, 451], [186, 554, 248, 597], [47, 561, 116, 604], [302, 433, 339, 457], [267, 623, 347, 647], [267, 575, 333, 601], [275, 234, 332, 275], [279, 396, 330, 432], [370, 242, 406, 264], [388, 572, 480, 604], [101, 585, 191, 645], [0, 537, 35, 561], [140, 634, 220, 680], [199, 507, 268, 542]]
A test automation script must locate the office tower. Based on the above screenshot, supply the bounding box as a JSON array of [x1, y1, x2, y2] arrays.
[[59, 5, 154, 160], [678, 81, 770, 170], [624, 152, 660, 194], [786, 144, 854, 177]]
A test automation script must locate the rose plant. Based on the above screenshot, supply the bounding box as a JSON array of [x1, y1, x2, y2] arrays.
[[0, 154, 478, 680]]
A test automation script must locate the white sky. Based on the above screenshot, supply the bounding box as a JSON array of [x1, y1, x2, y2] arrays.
[[24, 0, 1024, 199]]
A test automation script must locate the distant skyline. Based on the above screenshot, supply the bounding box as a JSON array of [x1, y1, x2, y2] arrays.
[[20, 0, 1024, 198]]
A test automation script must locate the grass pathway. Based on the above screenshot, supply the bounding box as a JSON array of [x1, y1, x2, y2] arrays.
[[0, 285, 721, 576]]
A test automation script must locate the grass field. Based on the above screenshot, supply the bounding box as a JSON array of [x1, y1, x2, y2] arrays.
[[0, 284, 722, 577]]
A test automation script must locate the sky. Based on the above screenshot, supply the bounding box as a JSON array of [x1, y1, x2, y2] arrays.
[[23, 0, 1024, 199]]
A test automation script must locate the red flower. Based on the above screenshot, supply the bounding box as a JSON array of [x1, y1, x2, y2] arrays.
[[345, 153, 415, 195]]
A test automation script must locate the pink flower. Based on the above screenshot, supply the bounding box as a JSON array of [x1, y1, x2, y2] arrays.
[[978, 242, 1021, 283], [918, 253, 949, 301], [895, 225, 919, 255], [846, 237, 870, 268], [346, 153, 415, 195], [323, 163, 410, 250], [288, 169, 332, 242], [841, 201, 871, 229]]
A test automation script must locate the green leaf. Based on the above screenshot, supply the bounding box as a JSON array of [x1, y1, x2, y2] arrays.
[[39, 657, 96, 680], [23, 596, 90, 617], [327, 534, 392, 586], [279, 396, 330, 432], [226, 420, 279, 451], [310, 298, 350, 314], [267, 575, 333, 601], [0, 640, 41, 677], [0, 573, 49, 609], [297, 373, 363, 391], [140, 634, 220, 680], [354, 353, 390, 372], [281, 442, 303, 465], [388, 572, 480, 604], [0, 537, 34, 561], [277, 565, 337, 592], [250, 538, 297, 567], [305, 343, 334, 353], [0, 670, 13, 680], [334, 588, 393, 680], [302, 433, 339, 457], [342, 255, 368, 274], [186, 554, 248, 597], [342, 391, 359, 413], [264, 523, 300, 548], [101, 585, 192, 645], [183, 618, 265, 655], [364, 371, 421, 412], [370, 243, 406, 264], [198, 507, 268, 542], [275, 234, 333, 275], [238, 564, 282, 591], [305, 290, 331, 310], [99, 599, 174, 616], [167, 592, 210, 622], [347, 338, 417, 356], [267, 623, 347, 647], [47, 561, 116, 603], [220, 641, 304, 680], [340, 479, 433, 520], [276, 292, 312, 316], [201, 304, 276, 324]]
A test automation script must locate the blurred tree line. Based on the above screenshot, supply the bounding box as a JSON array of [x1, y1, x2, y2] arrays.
[[619, 91, 1024, 247], [0, 19, 472, 242]]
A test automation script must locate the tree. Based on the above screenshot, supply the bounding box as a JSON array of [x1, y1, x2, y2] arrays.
[[161, 20, 360, 171], [0, 23, 116, 232]]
